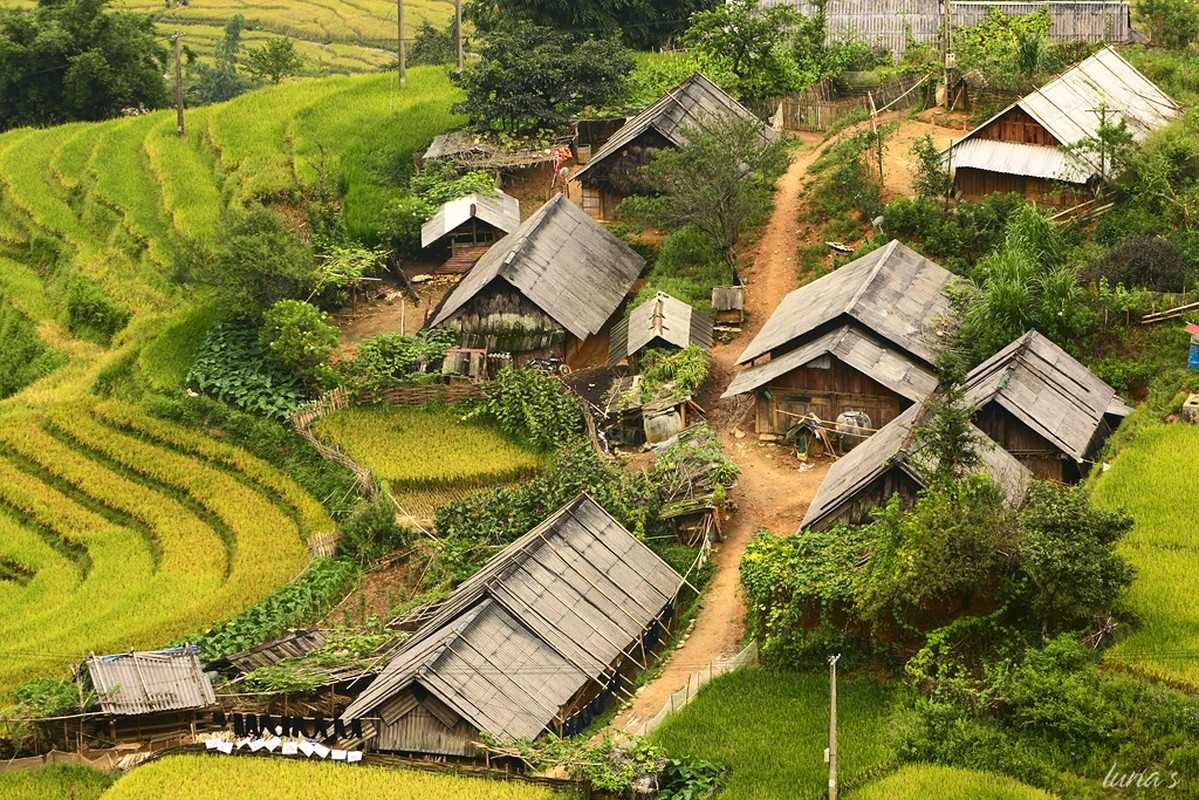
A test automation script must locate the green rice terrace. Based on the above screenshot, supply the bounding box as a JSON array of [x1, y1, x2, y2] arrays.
[[0, 66, 462, 697]]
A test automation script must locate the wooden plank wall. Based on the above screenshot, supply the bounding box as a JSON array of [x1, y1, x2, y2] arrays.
[[756, 358, 907, 434]]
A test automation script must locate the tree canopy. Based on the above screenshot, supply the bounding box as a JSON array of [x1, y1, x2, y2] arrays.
[[465, 0, 716, 50], [0, 0, 169, 130]]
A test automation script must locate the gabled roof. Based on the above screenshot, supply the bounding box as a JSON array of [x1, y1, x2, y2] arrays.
[[947, 138, 1093, 182], [964, 330, 1131, 462], [420, 191, 520, 249], [800, 402, 1032, 531], [85, 647, 216, 715], [572, 73, 776, 184], [342, 495, 682, 742], [608, 292, 714, 367], [427, 195, 645, 340], [722, 325, 938, 400], [946, 45, 1181, 180], [736, 240, 958, 366]]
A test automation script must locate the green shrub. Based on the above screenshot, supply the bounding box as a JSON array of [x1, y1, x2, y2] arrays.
[[259, 300, 340, 389], [341, 328, 459, 391], [187, 316, 309, 420], [0, 299, 64, 398], [634, 225, 729, 313], [62, 273, 129, 345], [1087, 236, 1194, 293], [338, 495, 410, 564], [200, 208, 317, 312], [480, 366, 583, 452]]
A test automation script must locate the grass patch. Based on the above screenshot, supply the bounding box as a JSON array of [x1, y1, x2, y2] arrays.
[[311, 404, 542, 490], [100, 755, 563, 800], [0, 765, 112, 800], [1091, 422, 1199, 690], [650, 668, 895, 800], [138, 303, 223, 392], [853, 765, 1057, 799]]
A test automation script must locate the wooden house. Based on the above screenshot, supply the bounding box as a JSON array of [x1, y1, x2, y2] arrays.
[[83, 646, 217, 743], [570, 73, 777, 220], [420, 191, 520, 275], [608, 291, 714, 370], [800, 402, 1032, 531], [943, 46, 1181, 205], [425, 194, 645, 369], [964, 330, 1131, 482], [340, 495, 682, 757], [759, 0, 1139, 59], [723, 241, 956, 436]]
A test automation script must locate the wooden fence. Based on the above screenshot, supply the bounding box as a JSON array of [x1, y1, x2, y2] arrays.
[[635, 641, 759, 737], [751, 75, 930, 132]]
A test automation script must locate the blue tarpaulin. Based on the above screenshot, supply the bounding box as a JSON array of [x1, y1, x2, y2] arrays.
[[1189, 344, 1199, 370]]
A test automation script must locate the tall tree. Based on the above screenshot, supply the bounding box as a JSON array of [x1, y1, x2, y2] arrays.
[[0, 0, 169, 130], [465, 0, 716, 50], [244, 38, 304, 84], [644, 113, 790, 272], [680, 0, 805, 100], [185, 14, 255, 105]]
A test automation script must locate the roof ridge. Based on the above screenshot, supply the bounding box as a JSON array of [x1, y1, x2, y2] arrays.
[[845, 239, 901, 314]]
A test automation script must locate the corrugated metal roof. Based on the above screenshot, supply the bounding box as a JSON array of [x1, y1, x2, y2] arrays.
[[800, 402, 1032, 530], [426, 195, 645, 340], [722, 324, 938, 400], [964, 329, 1130, 461], [946, 138, 1093, 182], [420, 191, 520, 249], [86, 647, 216, 715], [572, 73, 776, 185], [608, 292, 715, 366], [223, 629, 329, 674], [736, 240, 958, 366], [342, 495, 683, 742], [947, 45, 1181, 181]]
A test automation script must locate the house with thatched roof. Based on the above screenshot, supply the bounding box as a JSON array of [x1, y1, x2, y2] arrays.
[[570, 73, 777, 220], [799, 402, 1032, 531], [340, 495, 682, 757], [943, 46, 1181, 205], [723, 241, 957, 437], [964, 330, 1131, 482], [425, 194, 645, 368], [420, 191, 520, 275], [608, 291, 714, 370]]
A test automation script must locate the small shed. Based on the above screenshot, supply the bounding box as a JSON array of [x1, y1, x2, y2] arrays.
[[964, 330, 1131, 482], [711, 285, 745, 327], [943, 46, 1181, 205], [800, 402, 1032, 531], [571, 73, 777, 220], [420, 191, 520, 275], [83, 646, 217, 743], [608, 291, 714, 370], [341, 495, 682, 757], [727, 241, 957, 435], [425, 194, 645, 369]]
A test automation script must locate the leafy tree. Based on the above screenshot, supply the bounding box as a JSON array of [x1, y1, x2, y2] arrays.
[[644, 112, 790, 271], [200, 208, 318, 312], [339, 495, 408, 564], [911, 133, 953, 209], [340, 328, 459, 391], [310, 244, 389, 311], [481, 365, 583, 451], [465, 0, 715, 50], [409, 19, 458, 66], [910, 351, 986, 485], [451, 25, 634, 134], [681, 0, 805, 100], [185, 14, 256, 105], [244, 37, 303, 84], [259, 299, 340, 388], [0, 0, 169, 130], [1115, 111, 1199, 245], [1136, 0, 1199, 49], [1061, 113, 1135, 193], [1020, 482, 1134, 639]]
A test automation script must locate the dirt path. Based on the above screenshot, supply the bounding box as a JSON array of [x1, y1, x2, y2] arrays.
[[610, 140, 834, 734]]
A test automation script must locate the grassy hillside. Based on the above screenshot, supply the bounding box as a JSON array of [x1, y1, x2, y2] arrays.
[[851, 765, 1058, 799], [1092, 421, 1199, 690], [650, 668, 895, 800], [0, 765, 112, 800], [0, 68, 462, 695]]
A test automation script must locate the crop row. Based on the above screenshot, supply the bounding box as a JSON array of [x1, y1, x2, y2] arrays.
[[310, 406, 542, 489], [92, 399, 335, 537], [44, 407, 310, 607], [100, 755, 559, 800], [143, 112, 224, 246]]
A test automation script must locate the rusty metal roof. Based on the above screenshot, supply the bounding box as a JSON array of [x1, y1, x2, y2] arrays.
[[342, 495, 682, 742], [85, 647, 216, 715], [737, 240, 958, 367]]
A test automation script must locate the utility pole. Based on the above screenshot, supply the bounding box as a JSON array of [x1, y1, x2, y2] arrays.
[[828, 653, 841, 800], [397, 0, 406, 89], [943, 0, 954, 110], [455, 0, 463, 73], [173, 32, 185, 137]]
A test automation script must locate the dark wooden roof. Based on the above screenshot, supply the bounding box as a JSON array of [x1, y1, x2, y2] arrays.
[[572, 73, 777, 185], [222, 628, 329, 675], [800, 402, 1032, 531], [342, 495, 682, 742], [964, 330, 1131, 462], [427, 195, 645, 340], [737, 240, 958, 366], [608, 291, 714, 366], [722, 324, 937, 401]]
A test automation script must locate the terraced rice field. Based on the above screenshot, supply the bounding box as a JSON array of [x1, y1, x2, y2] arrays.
[[1091, 422, 1199, 690], [854, 765, 1058, 799], [0, 399, 333, 696]]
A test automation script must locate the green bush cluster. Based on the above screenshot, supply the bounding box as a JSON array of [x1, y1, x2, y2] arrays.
[[62, 274, 130, 345], [479, 365, 584, 452], [0, 298, 65, 399], [187, 316, 309, 420], [341, 328, 460, 392], [338, 495, 410, 565], [629, 225, 730, 314]]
